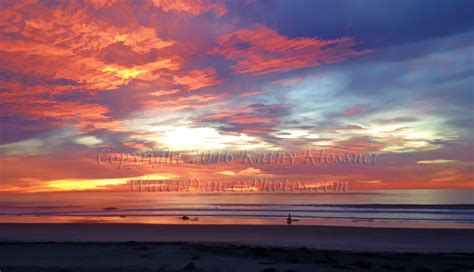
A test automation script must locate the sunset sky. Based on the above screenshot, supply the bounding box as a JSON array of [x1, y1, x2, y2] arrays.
[[0, 0, 473, 193]]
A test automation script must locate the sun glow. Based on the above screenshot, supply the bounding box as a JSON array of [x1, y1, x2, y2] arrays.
[[157, 126, 272, 151], [42, 174, 177, 192]]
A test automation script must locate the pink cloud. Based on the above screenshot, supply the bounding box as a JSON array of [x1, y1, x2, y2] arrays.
[[211, 26, 370, 75]]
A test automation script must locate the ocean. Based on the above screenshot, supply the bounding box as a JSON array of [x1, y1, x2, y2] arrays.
[[1, 190, 473, 228]]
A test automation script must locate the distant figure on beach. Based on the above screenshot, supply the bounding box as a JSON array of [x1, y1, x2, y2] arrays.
[[178, 215, 200, 221], [286, 213, 299, 224]]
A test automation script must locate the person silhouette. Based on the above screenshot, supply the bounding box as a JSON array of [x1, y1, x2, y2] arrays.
[[286, 213, 299, 224]]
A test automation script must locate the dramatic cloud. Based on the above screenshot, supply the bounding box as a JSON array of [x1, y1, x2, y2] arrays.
[[1, 7, 178, 90], [1, 0, 473, 193]]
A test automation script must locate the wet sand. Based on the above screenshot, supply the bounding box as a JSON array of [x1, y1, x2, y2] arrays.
[[1, 223, 473, 252]]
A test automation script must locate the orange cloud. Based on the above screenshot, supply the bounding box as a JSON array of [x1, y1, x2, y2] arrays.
[[173, 67, 222, 91], [151, 89, 181, 96], [212, 26, 369, 74], [238, 90, 272, 97], [1, 91, 109, 122], [88, 0, 118, 9], [152, 0, 227, 16], [143, 93, 228, 110]]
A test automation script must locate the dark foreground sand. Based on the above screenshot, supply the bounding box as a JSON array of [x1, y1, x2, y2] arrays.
[[0, 224, 473, 271], [1, 242, 473, 272]]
